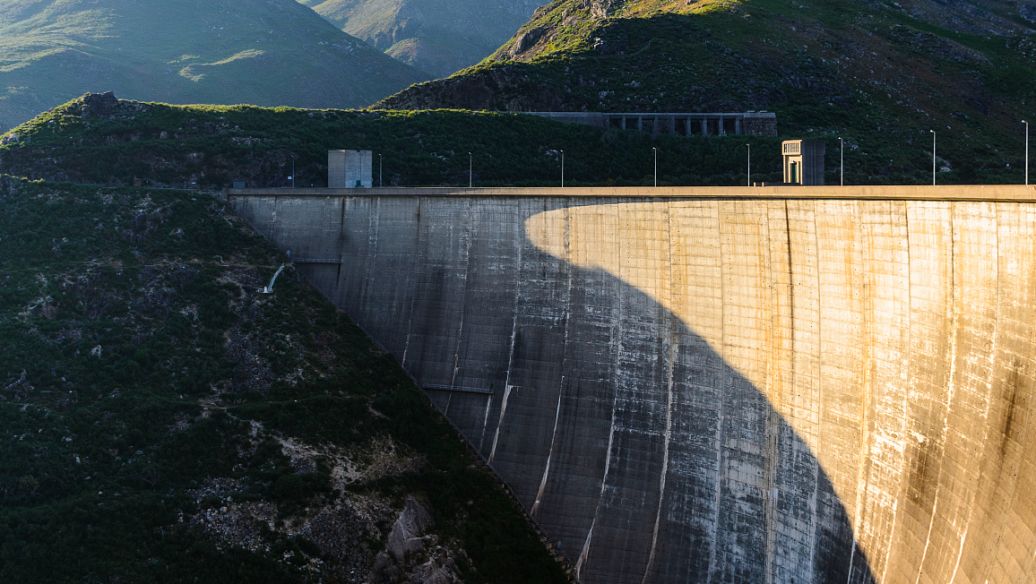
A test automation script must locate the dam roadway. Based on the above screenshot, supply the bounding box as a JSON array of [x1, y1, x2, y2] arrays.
[[229, 185, 1036, 584]]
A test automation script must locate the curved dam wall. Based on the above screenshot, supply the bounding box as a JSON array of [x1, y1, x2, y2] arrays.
[[229, 186, 1036, 584]]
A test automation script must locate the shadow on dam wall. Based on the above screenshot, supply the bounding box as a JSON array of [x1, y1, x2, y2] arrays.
[[425, 264, 872, 584], [228, 192, 1036, 584]]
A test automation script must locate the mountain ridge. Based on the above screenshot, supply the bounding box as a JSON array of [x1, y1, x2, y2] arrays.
[[299, 0, 546, 76], [0, 0, 428, 131]]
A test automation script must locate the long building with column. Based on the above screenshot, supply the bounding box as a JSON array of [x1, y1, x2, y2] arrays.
[[523, 111, 778, 137]]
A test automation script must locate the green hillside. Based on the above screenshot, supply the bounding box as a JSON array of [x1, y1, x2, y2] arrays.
[[298, 0, 545, 76], [0, 0, 427, 132], [0, 93, 806, 187], [0, 174, 569, 583], [379, 0, 1036, 183]]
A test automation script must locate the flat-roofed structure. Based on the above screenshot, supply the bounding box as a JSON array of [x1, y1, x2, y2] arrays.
[[328, 149, 373, 188], [782, 138, 827, 185]]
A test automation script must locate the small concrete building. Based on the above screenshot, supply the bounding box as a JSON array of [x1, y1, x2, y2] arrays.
[[782, 139, 826, 185], [328, 150, 373, 188]]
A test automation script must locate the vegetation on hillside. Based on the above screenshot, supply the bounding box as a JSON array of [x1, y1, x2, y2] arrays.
[[0, 0, 426, 132], [0, 94, 805, 188], [0, 175, 570, 583], [380, 0, 1036, 185]]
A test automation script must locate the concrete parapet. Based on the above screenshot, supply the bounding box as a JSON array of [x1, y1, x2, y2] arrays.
[[229, 186, 1036, 584]]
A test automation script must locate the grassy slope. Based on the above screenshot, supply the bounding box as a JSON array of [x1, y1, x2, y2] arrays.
[[0, 0, 427, 131], [0, 175, 569, 583], [299, 0, 545, 76], [380, 0, 1036, 184], [0, 95, 795, 187]]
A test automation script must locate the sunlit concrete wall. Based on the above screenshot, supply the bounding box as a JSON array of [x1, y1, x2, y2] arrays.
[[229, 187, 1036, 584]]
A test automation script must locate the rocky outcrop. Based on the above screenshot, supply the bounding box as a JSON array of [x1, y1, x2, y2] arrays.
[[372, 497, 463, 584]]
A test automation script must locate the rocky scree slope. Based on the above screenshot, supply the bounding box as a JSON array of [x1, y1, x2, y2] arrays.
[[379, 0, 1036, 184], [0, 174, 570, 583], [298, 0, 546, 77], [0, 0, 427, 132]]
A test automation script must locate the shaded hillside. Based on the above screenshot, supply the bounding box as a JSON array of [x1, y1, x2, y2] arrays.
[[0, 174, 569, 583], [380, 0, 1036, 183], [298, 0, 545, 76], [0, 0, 427, 132]]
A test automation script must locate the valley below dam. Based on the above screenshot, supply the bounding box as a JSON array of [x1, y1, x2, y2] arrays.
[[229, 186, 1036, 584]]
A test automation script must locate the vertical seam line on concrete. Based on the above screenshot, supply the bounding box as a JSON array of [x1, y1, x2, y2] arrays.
[[848, 201, 876, 584], [913, 203, 959, 584], [980, 204, 1028, 579], [575, 199, 623, 579], [707, 200, 726, 584], [489, 199, 524, 463], [948, 203, 1001, 584], [809, 200, 823, 584], [762, 201, 780, 584], [531, 203, 573, 517], [640, 200, 677, 584], [400, 198, 423, 376], [335, 197, 346, 292], [1003, 203, 1036, 579], [879, 201, 910, 583], [481, 199, 521, 454], [448, 198, 474, 392], [478, 395, 493, 453]]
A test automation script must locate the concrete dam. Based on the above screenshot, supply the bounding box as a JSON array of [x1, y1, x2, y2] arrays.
[[228, 185, 1036, 584]]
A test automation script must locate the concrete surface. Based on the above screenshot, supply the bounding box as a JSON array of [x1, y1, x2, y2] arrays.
[[228, 186, 1036, 584]]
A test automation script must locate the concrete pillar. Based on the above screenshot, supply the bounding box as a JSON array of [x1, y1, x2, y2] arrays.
[[735, 117, 742, 136], [621, 116, 627, 130], [719, 116, 727, 136], [685, 118, 692, 136], [701, 118, 709, 136], [637, 117, 644, 132], [668, 116, 677, 135]]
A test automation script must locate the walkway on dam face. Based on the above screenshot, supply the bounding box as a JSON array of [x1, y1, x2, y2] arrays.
[[227, 185, 1036, 202]]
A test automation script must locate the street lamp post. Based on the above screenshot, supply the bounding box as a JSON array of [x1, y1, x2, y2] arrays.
[[653, 147, 658, 187], [930, 130, 937, 186], [468, 152, 473, 188], [561, 149, 565, 188], [838, 137, 844, 186], [1024, 120, 1030, 186], [746, 143, 752, 186]]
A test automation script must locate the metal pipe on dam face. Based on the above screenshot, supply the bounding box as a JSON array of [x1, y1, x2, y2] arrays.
[[229, 186, 1036, 584]]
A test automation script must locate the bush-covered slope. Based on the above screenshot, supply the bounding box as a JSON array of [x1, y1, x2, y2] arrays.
[[0, 175, 570, 583], [0, 0, 427, 132], [0, 93, 807, 187], [379, 0, 1036, 183], [298, 0, 545, 76]]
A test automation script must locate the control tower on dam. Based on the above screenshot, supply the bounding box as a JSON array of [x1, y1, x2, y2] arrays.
[[228, 185, 1036, 584]]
